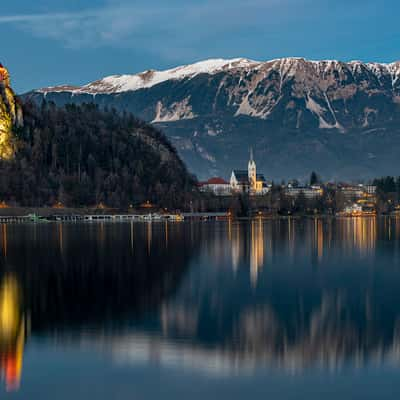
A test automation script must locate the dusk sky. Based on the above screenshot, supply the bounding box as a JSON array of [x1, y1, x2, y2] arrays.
[[1, 0, 399, 93]]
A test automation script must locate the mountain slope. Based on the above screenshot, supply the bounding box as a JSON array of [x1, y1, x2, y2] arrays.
[[27, 57, 400, 180]]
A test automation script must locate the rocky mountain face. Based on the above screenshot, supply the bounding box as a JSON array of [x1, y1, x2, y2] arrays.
[[27, 58, 400, 181], [0, 64, 23, 160]]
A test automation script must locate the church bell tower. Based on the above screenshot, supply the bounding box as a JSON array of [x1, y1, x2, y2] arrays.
[[248, 148, 257, 191]]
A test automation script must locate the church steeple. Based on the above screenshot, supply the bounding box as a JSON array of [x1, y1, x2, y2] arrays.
[[248, 148, 257, 191]]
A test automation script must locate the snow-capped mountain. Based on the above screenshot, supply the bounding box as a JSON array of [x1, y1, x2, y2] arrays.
[[27, 57, 400, 180], [39, 58, 259, 94]]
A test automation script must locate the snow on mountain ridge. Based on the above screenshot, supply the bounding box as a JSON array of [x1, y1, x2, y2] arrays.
[[92, 58, 258, 92], [37, 57, 400, 95], [39, 58, 259, 95]]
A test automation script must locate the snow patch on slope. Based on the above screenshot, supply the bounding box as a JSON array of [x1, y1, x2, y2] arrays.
[[152, 97, 196, 123], [306, 96, 327, 116], [235, 93, 266, 118], [306, 95, 341, 130], [196, 144, 216, 163]]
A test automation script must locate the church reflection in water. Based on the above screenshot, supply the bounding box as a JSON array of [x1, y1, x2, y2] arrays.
[[249, 218, 264, 286], [227, 216, 379, 277], [2, 217, 400, 390]]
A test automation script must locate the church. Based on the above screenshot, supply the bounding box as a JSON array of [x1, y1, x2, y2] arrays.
[[230, 150, 270, 195]]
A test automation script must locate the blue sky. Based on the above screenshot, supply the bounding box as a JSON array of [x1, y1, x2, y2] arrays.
[[1, 0, 399, 93]]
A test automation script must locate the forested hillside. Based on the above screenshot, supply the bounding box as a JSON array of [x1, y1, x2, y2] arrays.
[[0, 101, 196, 207]]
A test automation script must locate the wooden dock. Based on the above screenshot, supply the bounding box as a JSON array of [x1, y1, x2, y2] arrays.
[[47, 214, 184, 222], [0, 215, 34, 223], [0, 212, 231, 224], [181, 212, 230, 220]]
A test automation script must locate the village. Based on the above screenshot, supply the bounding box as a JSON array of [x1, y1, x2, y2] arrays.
[[197, 150, 384, 217]]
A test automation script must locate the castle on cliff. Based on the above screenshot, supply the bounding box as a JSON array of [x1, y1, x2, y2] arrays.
[[0, 63, 10, 86], [0, 62, 23, 160]]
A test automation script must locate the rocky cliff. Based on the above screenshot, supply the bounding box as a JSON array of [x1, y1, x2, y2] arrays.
[[27, 57, 400, 180], [0, 63, 23, 160]]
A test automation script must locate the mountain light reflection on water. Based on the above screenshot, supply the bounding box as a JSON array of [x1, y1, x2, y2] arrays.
[[1, 218, 400, 399]]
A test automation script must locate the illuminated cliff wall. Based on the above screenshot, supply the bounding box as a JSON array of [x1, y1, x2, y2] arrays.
[[0, 64, 23, 160]]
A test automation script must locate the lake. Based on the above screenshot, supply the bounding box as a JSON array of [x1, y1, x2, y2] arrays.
[[1, 218, 400, 399]]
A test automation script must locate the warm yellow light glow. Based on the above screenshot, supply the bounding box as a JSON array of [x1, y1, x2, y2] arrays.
[[141, 201, 154, 209], [0, 67, 10, 87], [0, 276, 21, 340], [0, 65, 22, 161], [0, 274, 25, 392], [250, 219, 264, 286], [52, 202, 65, 209]]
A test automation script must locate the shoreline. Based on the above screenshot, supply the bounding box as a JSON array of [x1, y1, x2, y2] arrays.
[[0, 207, 395, 224]]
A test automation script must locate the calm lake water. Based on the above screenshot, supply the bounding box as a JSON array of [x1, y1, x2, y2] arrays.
[[1, 218, 400, 399]]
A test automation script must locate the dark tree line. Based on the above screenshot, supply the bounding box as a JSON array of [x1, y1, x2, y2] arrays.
[[373, 176, 400, 194], [0, 101, 196, 208]]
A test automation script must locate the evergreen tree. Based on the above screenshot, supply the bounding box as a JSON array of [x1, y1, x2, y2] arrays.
[[310, 171, 320, 185]]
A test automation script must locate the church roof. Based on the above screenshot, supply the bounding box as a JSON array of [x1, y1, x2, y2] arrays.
[[233, 171, 267, 184], [232, 170, 249, 183], [257, 174, 266, 182]]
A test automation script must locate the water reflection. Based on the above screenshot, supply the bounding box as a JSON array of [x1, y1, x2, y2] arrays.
[[0, 274, 26, 391], [250, 219, 264, 286], [143, 217, 400, 373], [1, 218, 400, 391], [338, 217, 377, 256]]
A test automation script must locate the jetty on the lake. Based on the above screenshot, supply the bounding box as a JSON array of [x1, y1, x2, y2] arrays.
[[0, 212, 231, 224]]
